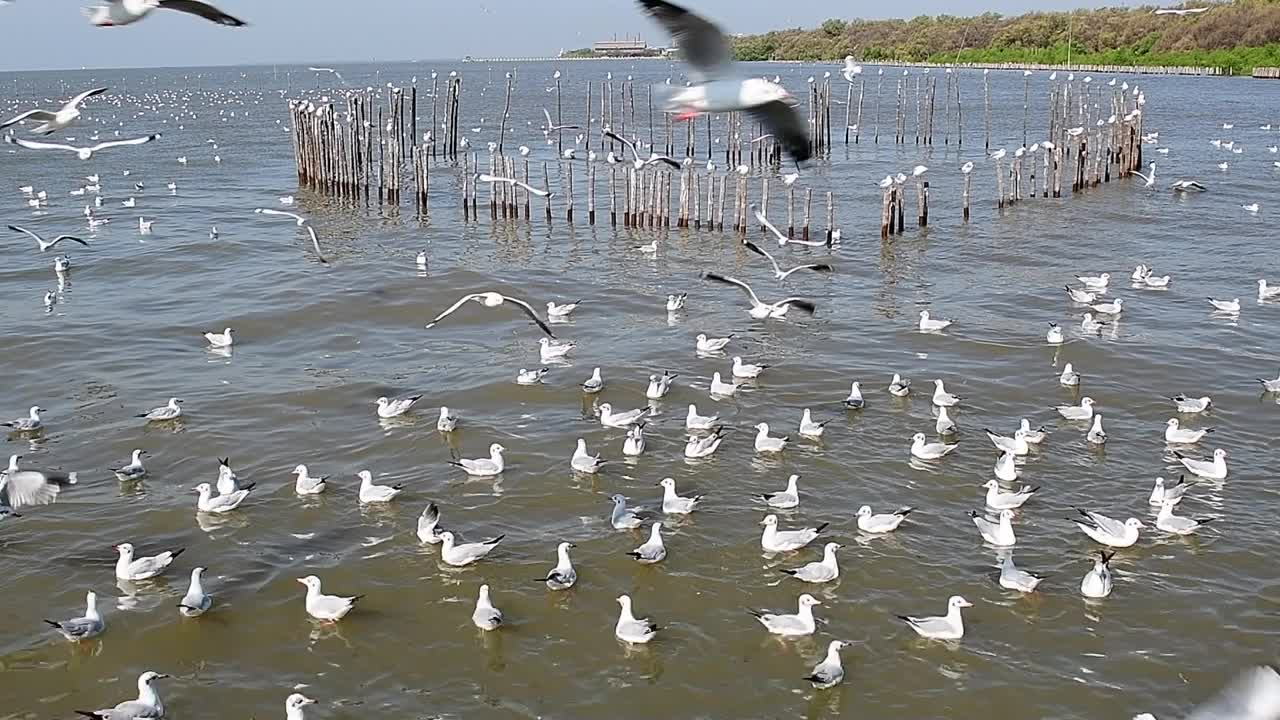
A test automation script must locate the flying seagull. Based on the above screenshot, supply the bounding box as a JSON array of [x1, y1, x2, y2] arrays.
[[700, 271, 816, 319], [4, 133, 160, 160], [8, 225, 89, 252], [475, 173, 550, 197], [425, 291, 554, 336], [637, 0, 811, 163], [602, 128, 681, 169], [254, 208, 327, 264], [85, 0, 247, 27], [542, 107, 580, 132], [741, 239, 833, 281], [0, 87, 108, 135]]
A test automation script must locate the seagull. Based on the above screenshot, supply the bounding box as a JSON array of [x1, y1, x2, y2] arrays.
[[1259, 372, 1280, 393], [897, 595, 972, 640], [658, 477, 703, 514], [750, 593, 821, 636], [44, 590, 105, 641], [1258, 279, 1280, 300], [889, 373, 911, 397], [541, 107, 580, 132], [195, 482, 253, 513], [760, 514, 826, 552], [476, 173, 551, 197], [202, 327, 232, 348], [756, 474, 800, 509], [685, 403, 719, 430], [837, 381, 865, 410], [628, 524, 667, 564], [1060, 362, 1081, 387], [1166, 418, 1212, 444], [517, 367, 548, 385], [1066, 285, 1098, 303], [695, 332, 733, 353], [961, 161, 974, 174], [856, 505, 912, 533], [994, 450, 1019, 482], [291, 464, 326, 496], [1171, 179, 1206, 192], [177, 567, 213, 617], [779, 542, 840, 584], [253, 208, 328, 263], [546, 300, 580, 319], [75, 671, 168, 720], [998, 554, 1046, 593], [637, 0, 811, 162], [911, 432, 957, 460], [5, 133, 161, 160], [1, 87, 108, 135], [971, 509, 1017, 546], [918, 310, 953, 332], [599, 402, 650, 429], [609, 494, 645, 529], [449, 443, 505, 476], [436, 406, 458, 432], [666, 293, 687, 312], [572, 438, 606, 474], [1047, 322, 1064, 344], [931, 379, 961, 407], [425, 291, 553, 336], [375, 394, 421, 418], [356, 470, 402, 503], [1077, 272, 1110, 290], [1177, 448, 1228, 479], [701, 272, 815, 319], [935, 406, 957, 435], [615, 594, 659, 644], [110, 449, 148, 482], [1208, 297, 1241, 313], [3, 405, 44, 432], [296, 575, 362, 621], [799, 408, 827, 437], [138, 397, 182, 422], [1072, 509, 1144, 547], [1056, 397, 1095, 421], [114, 542, 183, 581], [841, 55, 863, 83], [732, 356, 767, 379], [985, 428, 1030, 456], [1149, 476, 1191, 507], [539, 337, 576, 362], [1134, 665, 1280, 720], [983, 480, 1038, 510], [1172, 394, 1213, 413], [1087, 414, 1107, 444], [1081, 313, 1108, 333], [741, 239, 833, 281], [754, 422, 788, 453], [804, 640, 850, 690], [439, 531, 504, 566], [1080, 550, 1114, 598], [1091, 298, 1124, 315], [8, 225, 89, 252], [1130, 161, 1156, 188], [645, 371, 678, 399], [753, 204, 829, 247], [86, 0, 247, 26], [534, 541, 577, 589], [1156, 498, 1213, 536], [471, 584, 503, 631], [601, 129, 681, 168]]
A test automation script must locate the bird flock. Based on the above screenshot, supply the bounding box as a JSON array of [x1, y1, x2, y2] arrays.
[[4, 0, 1280, 719]]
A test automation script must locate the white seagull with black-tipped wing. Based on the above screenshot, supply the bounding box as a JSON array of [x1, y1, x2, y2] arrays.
[[700, 272, 815, 319]]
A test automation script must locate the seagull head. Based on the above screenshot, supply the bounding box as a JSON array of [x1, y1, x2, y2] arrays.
[[286, 695, 316, 712], [949, 596, 973, 609]]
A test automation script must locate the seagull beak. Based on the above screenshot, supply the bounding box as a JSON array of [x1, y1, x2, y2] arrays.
[[296, 578, 308, 585], [155, 674, 171, 679]]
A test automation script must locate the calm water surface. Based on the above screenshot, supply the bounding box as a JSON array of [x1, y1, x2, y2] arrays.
[[1, 60, 1279, 720]]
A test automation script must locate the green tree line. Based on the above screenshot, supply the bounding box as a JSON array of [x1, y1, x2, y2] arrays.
[[730, 2, 1280, 73]]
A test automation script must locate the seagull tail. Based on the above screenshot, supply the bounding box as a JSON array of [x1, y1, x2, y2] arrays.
[[240, 483, 256, 493], [447, 461, 466, 469], [746, 609, 766, 619], [350, 595, 366, 603], [777, 569, 798, 576], [814, 522, 830, 534], [486, 534, 506, 545], [170, 548, 187, 560], [42, 619, 62, 628]]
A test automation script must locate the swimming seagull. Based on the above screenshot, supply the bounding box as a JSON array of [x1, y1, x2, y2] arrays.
[[741, 239, 833, 281], [1, 87, 108, 135], [1087, 414, 1107, 444], [1172, 394, 1213, 413], [292, 464, 326, 495], [1177, 448, 1228, 479], [195, 482, 253, 513], [1156, 498, 1213, 536], [356, 470, 402, 503], [203, 327, 232, 348], [3, 405, 44, 432], [756, 474, 800, 509], [75, 671, 168, 720], [732, 356, 767, 379], [695, 333, 732, 353], [1165, 418, 1212, 444], [615, 594, 659, 644], [985, 428, 1030, 456], [760, 514, 826, 552], [1208, 297, 1241, 313], [45, 590, 105, 641], [437, 406, 458, 432], [799, 408, 827, 438], [296, 575, 362, 621], [1047, 322, 1064, 344], [1072, 509, 1144, 547], [517, 368, 548, 385], [471, 584, 503, 630], [1066, 285, 1098, 303], [638, 0, 811, 163], [983, 480, 1038, 510], [439, 531, 504, 566], [686, 403, 719, 429], [971, 509, 1017, 546], [178, 567, 213, 617], [110, 449, 148, 482], [1258, 279, 1280, 300], [572, 438, 606, 474], [1056, 397, 1095, 421], [666, 293, 687, 311], [85, 0, 247, 26], [114, 542, 183, 581], [658, 477, 703, 514], [375, 394, 421, 419], [645, 371, 678, 399], [931, 379, 961, 407], [911, 432, 957, 460], [918, 310, 953, 332], [897, 595, 972, 640], [843, 382, 866, 409], [804, 640, 850, 689], [750, 593, 821, 636], [701, 272, 816, 319], [5, 133, 161, 160], [856, 505, 912, 533], [451, 443, 506, 477], [935, 406, 957, 435], [8, 225, 90, 252], [998, 554, 1045, 593], [137, 397, 183, 422], [780, 542, 840, 583], [425, 291, 554, 336], [1080, 551, 1114, 598], [476, 173, 551, 197], [1259, 372, 1280, 393], [628, 524, 666, 564], [754, 423, 788, 453], [684, 427, 727, 458]]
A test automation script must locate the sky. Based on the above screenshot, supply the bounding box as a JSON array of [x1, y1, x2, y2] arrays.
[[0, 0, 1144, 72]]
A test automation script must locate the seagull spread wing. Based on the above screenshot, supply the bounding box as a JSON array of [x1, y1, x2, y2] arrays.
[[501, 295, 555, 337], [603, 128, 640, 160], [752, 205, 788, 243], [1186, 666, 1280, 720], [66, 87, 109, 109], [425, 294, 485, 328], [4, 136, 79, 152], [1, 469, 74, 509], [701, 271, 762, 306], [158, 0, 248, 26], [637, 0, 732, 81], [91, 133, 161, 152], [748, 100, 813, 164], [255, 208, 307, 225], [742, 239, 782, 275]]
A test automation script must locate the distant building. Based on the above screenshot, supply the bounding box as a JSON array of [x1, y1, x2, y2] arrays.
[[592, 39, 651, 56]]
